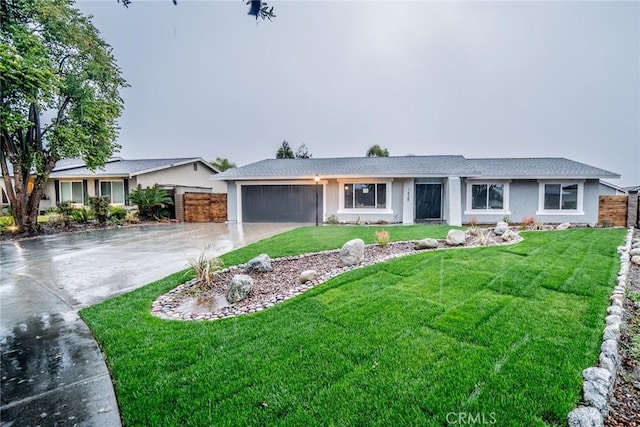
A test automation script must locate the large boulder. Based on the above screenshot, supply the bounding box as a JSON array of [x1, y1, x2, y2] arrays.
[[244, 254, 273, 272], [556, 222, 571, 230], [494, 221, 509, 236], [501, 229, 517, 242], [226, 274, 253, 303], [299, 270, 318, 283], [414, 238, 439, 250], [446, 229, 466, 246], [339, 238, 365, 267]]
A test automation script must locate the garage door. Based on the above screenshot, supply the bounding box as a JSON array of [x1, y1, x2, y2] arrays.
[[242, 185, 321, 223]]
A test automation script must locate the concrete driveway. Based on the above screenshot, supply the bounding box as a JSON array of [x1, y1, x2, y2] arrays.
[[0, 223, 296, 426]]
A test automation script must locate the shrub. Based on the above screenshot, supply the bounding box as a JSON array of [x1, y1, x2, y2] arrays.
[[88, 197, 110, 224], [469, 216, 478, 227], [599, 219, 613, 228], [109, 206, 127, 221], [48, 214, 66, 227], [530, 220, 545, 231], [521, 216, 536, 227], [467, 225, 482, 237], [502, 215, 511, 224], [187, 247, 224, 288], [375, 230, 390, 248], [71, 207, 92, 223], [0, 215, 16, 232], [326, 214, 339, 225], [125, 210, 139, 224], [129, 185, 173, 220]]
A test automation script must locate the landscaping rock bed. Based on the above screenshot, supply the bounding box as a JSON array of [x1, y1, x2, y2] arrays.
[[152, 230, 521, 321]]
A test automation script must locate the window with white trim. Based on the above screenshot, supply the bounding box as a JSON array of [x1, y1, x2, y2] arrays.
[[465, 181, 510, 214], [342, 182, 388, 210], [100, 180, 125, 204], [60, 181, 84, 204], [541, 183, 580, 211]]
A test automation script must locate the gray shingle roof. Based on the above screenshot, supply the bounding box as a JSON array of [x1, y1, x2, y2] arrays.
[[49, 158, 213, 178], [215, 156, 477, 179], [214, 156, 619, 180]]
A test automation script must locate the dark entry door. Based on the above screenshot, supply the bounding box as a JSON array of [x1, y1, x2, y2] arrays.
[[415, 183, 442, 220]]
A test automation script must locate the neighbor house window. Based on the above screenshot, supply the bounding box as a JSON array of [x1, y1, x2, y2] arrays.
[[465, 181, 510, 214], [343, 183, 387, 209], [542, 183, 579, 210], [100, 180, 125, 204], [60, 181, 84, 204]]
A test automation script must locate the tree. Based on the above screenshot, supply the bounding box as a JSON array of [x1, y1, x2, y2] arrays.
[[117, 0, 276, 20], [295, 143, 312, 159], [210, 157, 236, 172], [1, 0, 127, 232], [276, 140, 295, 159], [366, 145, 390, 157]]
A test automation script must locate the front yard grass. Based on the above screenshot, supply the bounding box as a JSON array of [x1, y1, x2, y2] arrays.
[[80, 226, 624, 426]]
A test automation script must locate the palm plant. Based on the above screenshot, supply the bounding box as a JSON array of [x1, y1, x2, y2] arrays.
[[128, 186, 173, 220]]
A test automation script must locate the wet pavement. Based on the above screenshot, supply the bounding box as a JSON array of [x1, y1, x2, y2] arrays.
[[0, 223, 296, 426]]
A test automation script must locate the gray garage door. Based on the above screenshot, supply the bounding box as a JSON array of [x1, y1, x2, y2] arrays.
[[242, 185, 322, 223]]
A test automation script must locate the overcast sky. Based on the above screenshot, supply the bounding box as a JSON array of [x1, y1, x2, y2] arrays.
[[76, 0, 639, 186]]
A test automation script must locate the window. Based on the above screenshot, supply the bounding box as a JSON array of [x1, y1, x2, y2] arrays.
[[343, 183, 387, 209], [193, 163, 198, 171], [471, 184, 503, 210], [465, 181, 510, 214], [60, 181, 84, 204], [100, 180, 125, 204], [543, 183, 578, 210]]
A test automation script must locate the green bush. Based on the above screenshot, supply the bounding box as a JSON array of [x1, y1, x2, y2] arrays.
[[0, 215, 15, 232], [71, 207, 92, 223], [128, 186, 173, 220], [108, 205, 127, 221], [88, 196, 110, 224]]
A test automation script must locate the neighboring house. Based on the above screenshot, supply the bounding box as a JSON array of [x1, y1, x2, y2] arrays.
[[0, 157, 224, 212], [599, 181, 628, 195], [213, 156, 619, 226]]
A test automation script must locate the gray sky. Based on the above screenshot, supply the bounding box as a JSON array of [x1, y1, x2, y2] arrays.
[[76, 0, 639, 186]]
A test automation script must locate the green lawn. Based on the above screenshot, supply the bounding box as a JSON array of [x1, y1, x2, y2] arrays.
[[80, 226, 624, 426]]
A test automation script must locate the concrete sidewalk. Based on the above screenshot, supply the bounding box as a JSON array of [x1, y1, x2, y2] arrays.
[[0, 223, 296, 426]]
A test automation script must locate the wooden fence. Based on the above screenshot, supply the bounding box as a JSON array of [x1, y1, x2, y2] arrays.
[[598, 195, 628, 227], [183, 193, 227, 223]]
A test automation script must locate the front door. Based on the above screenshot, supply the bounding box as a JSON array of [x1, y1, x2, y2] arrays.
[[415, 183, 442, 221]]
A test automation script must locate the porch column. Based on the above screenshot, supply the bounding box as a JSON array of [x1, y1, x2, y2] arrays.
[[402, 179, 414, 224], [447, 177, 462, 226]]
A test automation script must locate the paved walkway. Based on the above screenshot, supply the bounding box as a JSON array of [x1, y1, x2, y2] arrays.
[[0, 223, 296, 426]]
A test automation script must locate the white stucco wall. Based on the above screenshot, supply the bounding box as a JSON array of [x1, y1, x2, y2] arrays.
[[135, 162, 225, 193]]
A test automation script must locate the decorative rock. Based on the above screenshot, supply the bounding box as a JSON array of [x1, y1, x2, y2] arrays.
[[631, 255, 640, 266], [556, 222, 571, 230], [338, 238, 365, 267], [494, 222, 509, 236], [600, 340, 618, 365], [567, 407, 604, 427], [414, 238, 439, 250], [630, 248, 640, 256], [632, 241, 640, 249], [244, 254, 273, 272], [582, 367, 611, 416], [501, 229, 517, 242], [299, 270, 318, 283], [606, 306, 622, 316], [605, 315, 621, 325], [446, 229, 466, 246], [602, 324, 620, 341], [226, 274, 253, 303], [599, 353, 617, 378]]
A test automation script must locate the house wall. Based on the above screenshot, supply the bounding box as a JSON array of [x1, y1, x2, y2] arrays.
[[331, 179, 403, 224], [135, 162, 225, 193], [461, 179, 601, 225]]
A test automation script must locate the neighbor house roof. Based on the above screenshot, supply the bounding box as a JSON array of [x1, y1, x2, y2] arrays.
[[50, 157, 217, 178], [599, 181, 629, 194], [626, 185, 640, 193], [213, 156, 619, 181]]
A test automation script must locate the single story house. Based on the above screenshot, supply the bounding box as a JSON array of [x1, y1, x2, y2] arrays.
[[213, 156, 619, 226], [1, 157, 224, 212]]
